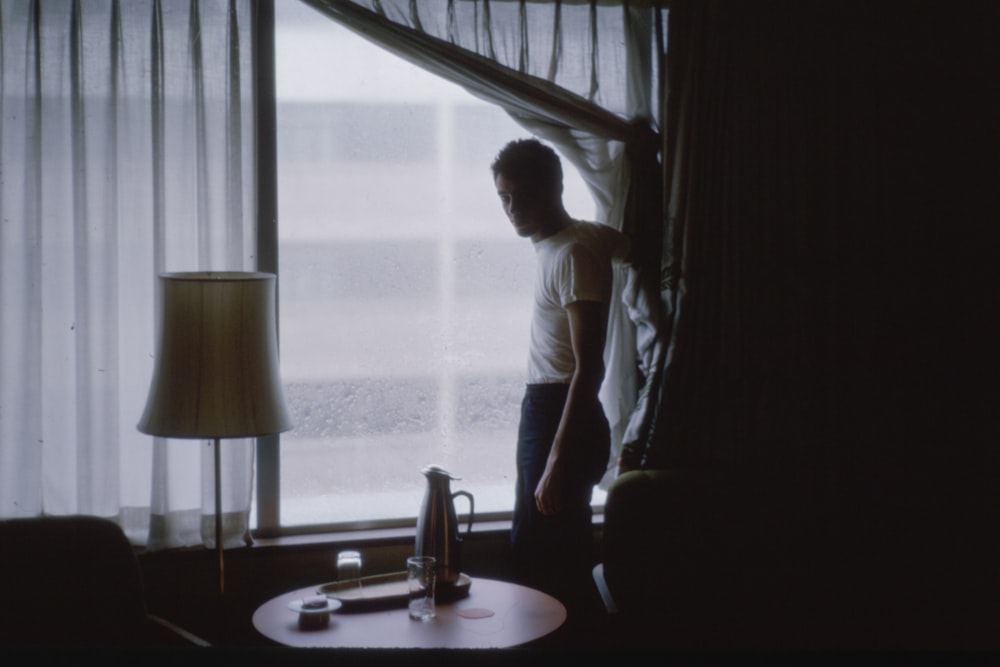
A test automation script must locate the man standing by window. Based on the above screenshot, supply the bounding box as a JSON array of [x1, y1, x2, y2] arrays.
[[491, 139, 627, 616]]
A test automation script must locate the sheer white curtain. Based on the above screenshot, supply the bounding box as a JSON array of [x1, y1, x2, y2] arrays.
[[301, 0, 667, 486], [0, 0, 257, 549]]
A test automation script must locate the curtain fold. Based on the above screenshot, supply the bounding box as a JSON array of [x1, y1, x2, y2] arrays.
[[620, 2, 1000, 629], [630, 0, 893, 469], [302, 0, 668, 485], [0, 0, 257, 550]]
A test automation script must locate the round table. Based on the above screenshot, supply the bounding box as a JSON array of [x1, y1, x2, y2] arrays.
[[252, 576, 567, 649]]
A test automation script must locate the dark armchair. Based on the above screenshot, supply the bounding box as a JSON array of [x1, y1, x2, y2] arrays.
[[0, 514, 208, 647], [593, 467, 842, 648]]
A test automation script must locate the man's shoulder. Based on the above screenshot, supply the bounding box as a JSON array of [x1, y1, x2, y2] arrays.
[[538, 220, 627, 263], [572, 221, 629, 262]]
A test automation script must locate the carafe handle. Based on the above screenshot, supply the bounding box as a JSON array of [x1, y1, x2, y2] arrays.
[[452, 490, 475, 536]]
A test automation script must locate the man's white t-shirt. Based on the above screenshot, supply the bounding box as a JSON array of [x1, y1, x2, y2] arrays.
[[527, 220, 628, 384]]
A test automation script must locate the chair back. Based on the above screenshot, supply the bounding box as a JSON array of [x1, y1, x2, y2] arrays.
[[0, 515, 149, 645]]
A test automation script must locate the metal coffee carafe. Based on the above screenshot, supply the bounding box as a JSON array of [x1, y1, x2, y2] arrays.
[[414, 464, 475, 587]]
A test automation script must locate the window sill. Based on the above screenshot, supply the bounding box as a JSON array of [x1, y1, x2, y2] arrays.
[[134, 511, 602, 556], [249, 517, 517, 551], [250, 509, 603, 550]]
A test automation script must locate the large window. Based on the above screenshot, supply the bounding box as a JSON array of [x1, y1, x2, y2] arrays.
[[263, 2, 602, 529]]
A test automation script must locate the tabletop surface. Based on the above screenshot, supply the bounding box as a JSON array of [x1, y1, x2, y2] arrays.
[[252, 576, 567, 649]]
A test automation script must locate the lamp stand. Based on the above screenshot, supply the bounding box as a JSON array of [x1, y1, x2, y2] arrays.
[[137, 273, 292, 602], [213, 437, 224, 596]]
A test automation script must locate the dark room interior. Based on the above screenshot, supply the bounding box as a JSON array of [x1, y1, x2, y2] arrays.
[[1, 0, 997, 663]]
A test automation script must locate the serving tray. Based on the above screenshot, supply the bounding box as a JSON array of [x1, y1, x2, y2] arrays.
[[317, 572, 472, 612]]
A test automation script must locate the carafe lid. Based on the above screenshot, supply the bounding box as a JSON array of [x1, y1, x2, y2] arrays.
[[422, 464, 460, 480]]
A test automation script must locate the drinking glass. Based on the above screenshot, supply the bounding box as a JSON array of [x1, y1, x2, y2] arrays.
[[336, 550, 363, 598], [407, 555, 436, 621]]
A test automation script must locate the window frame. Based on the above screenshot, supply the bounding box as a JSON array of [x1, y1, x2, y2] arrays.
[[252, 4, 514, 539], [250, 1, 610, 539], [253, 0, 281, 537]]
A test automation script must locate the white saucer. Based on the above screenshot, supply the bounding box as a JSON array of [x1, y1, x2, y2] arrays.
[[288, 598, 343, 614]]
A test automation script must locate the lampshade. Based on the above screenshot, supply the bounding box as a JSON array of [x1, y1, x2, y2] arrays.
[[137, 271, 292, 439]]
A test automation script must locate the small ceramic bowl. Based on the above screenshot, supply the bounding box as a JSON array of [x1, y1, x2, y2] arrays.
[[288, 596, 343, 630]]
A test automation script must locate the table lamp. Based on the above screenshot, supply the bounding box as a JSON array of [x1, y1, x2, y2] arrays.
[[137, 271, 292, 595]]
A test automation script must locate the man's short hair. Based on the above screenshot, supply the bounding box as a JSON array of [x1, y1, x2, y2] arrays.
[[490, 138, 563, 193]]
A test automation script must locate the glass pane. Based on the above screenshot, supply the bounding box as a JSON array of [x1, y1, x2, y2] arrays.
[[271, 2, 600, 527]]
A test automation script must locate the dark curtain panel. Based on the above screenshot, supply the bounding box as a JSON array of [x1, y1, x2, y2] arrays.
[[634, 0, 859, 470], [636, 0, 997, 473], [624, 0, 998, 639]]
